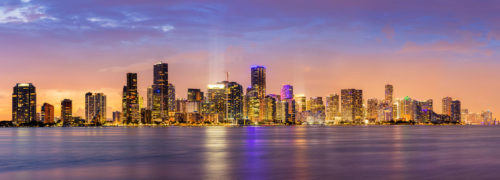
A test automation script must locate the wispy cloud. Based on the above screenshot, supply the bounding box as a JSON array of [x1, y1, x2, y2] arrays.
[[0, 3, 55, 24]]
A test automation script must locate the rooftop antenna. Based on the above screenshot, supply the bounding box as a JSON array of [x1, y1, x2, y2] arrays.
[[226, 72, 229, 82]]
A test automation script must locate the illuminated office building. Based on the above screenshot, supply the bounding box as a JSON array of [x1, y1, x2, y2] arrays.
[[367, 99, 378, 122], [251, 65, 266, 99], [123, 73, 140, 124], [281, 85, 293, 100], [41, 103, 54, 124], [295, 95, 307, 113], [208, 83, 226, 122], [186, 101, 201, 113], [451, 100, 461, 123], [151, 62, 169, 121], [341, 89, 363, 123], [263, 95, 277, 123], [226, 82, 243, 123], [112, 111, 121, 124], [61, 99, 73, 124], [385, 84, 393, 104], [442, 97, 453, 116], [419, 99, 433, 123], [168, 83, 176, 114], [401, 96, 414, 121], [326, 94, 340, 121], [283, 99, 296, 124], [141, 108, 152, 124], [245, 88, 261, 123], [175, 99, 187, 113], [147, 87, 153, 110], [85, 92, 107, 124], [307, 97, 325, 124], [12, 83, 36, 124], [481, 110, 494, 125], [187, 89, 204, 102]]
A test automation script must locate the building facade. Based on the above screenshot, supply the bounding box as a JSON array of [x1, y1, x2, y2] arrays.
[[12, 83, 36, 124], [341, 89, 363, 123]]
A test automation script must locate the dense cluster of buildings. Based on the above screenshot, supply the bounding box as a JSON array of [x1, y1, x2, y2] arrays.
[[9, 63, 497, 126]]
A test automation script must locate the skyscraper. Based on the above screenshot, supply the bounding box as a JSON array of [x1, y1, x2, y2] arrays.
[[187, 89, 204, 102], [341, 89, 363, 123], [152, 62, 169, 121], [147, 87, 153, 110], [123, 73, 140, 124], [61, 99, 73, 125], [442, 97, 453, 116], [451, 100, 461, 123], [226, 82, 243, 123], [367, 99, 379, 122], [41, 103, 54, 124], [208, 83, 226, 122], [385, 84, 393, 104], [326, 94, 340, 121], [281, 85, 293, 100], [12, 83, 36, 124], [168, 83, 176, 115], [85, 92, 107, 124], [251, 65, 266, 99]]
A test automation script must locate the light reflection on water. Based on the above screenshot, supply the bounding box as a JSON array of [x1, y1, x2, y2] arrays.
[[1, 126, 500, 179]]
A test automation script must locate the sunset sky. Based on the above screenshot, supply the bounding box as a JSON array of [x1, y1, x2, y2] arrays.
[[1, 0, 499, 120]]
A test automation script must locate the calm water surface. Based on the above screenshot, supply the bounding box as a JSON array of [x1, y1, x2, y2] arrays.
[[1, 126, 500, 180]]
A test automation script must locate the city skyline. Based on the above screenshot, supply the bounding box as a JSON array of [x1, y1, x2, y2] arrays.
[[1, 0, 500, 120], [3, 62, 496, 121], [6, 63, 492, 125]]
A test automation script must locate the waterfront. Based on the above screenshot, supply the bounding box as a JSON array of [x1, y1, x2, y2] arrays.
[[1, 126, 500, 180]]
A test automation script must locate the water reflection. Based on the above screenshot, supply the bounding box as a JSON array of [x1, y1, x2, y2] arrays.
[[390, 126, 408, 179], [204, 127, 228, 179], [291, 127, 310, 179]]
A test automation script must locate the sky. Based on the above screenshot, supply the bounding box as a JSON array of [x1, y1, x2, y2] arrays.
[[0, 0, 500, 120]]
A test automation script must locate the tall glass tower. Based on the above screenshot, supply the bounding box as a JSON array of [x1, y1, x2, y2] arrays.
[[12, 83, 36, 124], [251, 65, 266, 99], [152, 62, 169, 121]]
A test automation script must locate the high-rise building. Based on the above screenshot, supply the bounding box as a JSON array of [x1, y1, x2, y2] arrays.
[[147, 87, 153, 110], [281, 85, 293, 100], [244, 88, 260, 123], [367, 99, 379, 122], [307, 97, 325, 124], [419, 99, 433, 123], [264, 94, 280, 123], [208, 83, 226, 122], [442, 97, 453, 116], [168, 83, 176, 114], [41, 103, 54, 124], [251, 65, 266, 99], [226, 82, 243, 123], [326, 94, 340, 121], [85, 92, 107, 124], [112, 111, 121, 124], [295, 95, 307, 113], [12, 83, 36, 124], [151, 62, 169, 121], [123, 73, 140, 124], [283, 99, 296, 124], [341, 89, 363, 123], [187, 89, 204, 102], [451, 100, 461, 123], [61, 99, 73, 125], [385, 84, 393, 104], [141, 108, 152, 124]]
